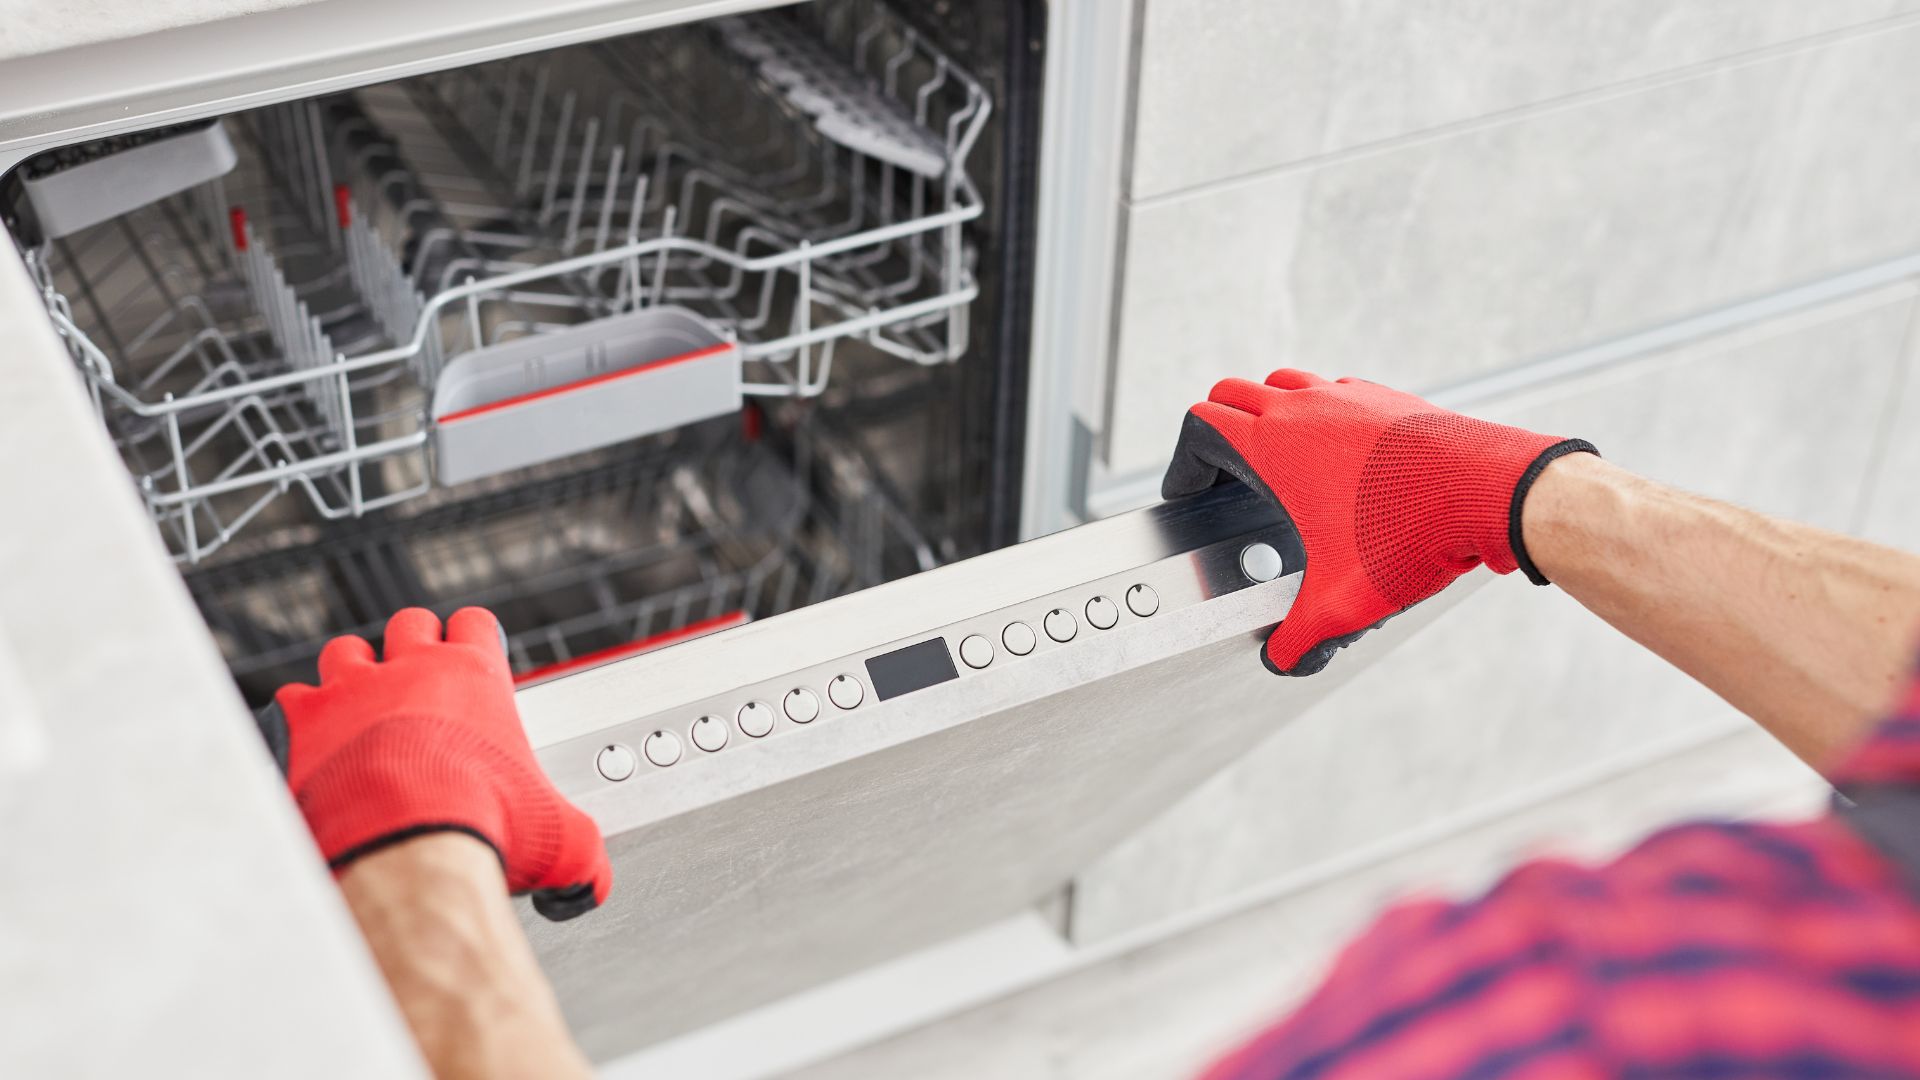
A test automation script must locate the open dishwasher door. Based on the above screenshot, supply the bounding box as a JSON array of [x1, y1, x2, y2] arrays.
[[515, 481, 1467, 1061]]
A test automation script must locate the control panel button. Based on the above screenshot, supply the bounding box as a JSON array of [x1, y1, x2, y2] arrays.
[[828, 674, 865, 710], [784, 688, 821, 724], [1085, 595, 1119, 630], [690, 715, 729, 753], [1240, 542, 1284, 583], [1126, 583, 1160, 617], [737, 701, 775, 738], [1044, 608, 1078, 642], [959, 634, 994, 668], [642, 730, 682, 767], [1002, 621, 1037, 656], [596, 744, 637, 782]]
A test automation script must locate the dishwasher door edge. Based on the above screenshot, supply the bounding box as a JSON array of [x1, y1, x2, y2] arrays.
[[515, 484, 1473, 1060]]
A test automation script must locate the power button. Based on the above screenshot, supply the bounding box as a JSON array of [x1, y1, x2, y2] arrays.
[[1240, 542, 1284, 583]]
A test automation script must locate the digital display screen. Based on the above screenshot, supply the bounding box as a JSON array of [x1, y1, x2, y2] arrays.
[[864, 638, 960, 702]]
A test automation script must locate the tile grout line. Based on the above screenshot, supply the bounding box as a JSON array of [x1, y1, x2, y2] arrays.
[[1847, 293, 1920, 536], [1087, 256, 1920, 513], [1130, 9, 1920, 211]]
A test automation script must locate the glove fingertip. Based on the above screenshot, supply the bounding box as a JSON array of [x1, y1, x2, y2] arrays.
[[530, 882, 600, 922], [446, 606, 508, 654], [1162, 411, 1238, 500], [254, 700, 292, 775], [272, 681, 314, 709], [382, 607, 446, 659], [1264, 368, 1329, 391], [530, 806, 614, 922], [1276, 641, 1339, 677], [1261, 627, 1322, 678]]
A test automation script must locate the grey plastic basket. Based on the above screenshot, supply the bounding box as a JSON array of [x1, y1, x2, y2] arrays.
[[430, 306, 742, 485]]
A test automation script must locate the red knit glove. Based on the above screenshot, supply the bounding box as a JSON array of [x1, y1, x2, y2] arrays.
[[1162, 369, 1596, 676], [261, 607, 612, 921]]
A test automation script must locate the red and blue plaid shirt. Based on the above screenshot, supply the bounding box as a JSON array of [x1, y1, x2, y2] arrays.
[[1202, 681, 1920, 1079]]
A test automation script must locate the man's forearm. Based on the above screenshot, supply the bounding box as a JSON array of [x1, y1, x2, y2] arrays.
[[337, 834, 592, 1080], [1522, 452, 1920, 765]]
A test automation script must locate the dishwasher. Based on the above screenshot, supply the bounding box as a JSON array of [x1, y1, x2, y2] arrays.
[[0, 0, 1454, 1062]]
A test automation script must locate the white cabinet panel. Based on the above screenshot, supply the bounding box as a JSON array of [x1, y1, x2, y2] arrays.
[[1108, 23, 1920, 477], [0, 251, 423, 1076], [1131, 1, 1920, 199], [1071, 290, 1913, 943]]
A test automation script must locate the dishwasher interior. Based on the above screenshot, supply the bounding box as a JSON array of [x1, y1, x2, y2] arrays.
[[4, 0, 1038, 703]]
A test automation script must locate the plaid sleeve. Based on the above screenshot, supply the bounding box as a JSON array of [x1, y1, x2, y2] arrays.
[[1197, 664, 1920, 1080], [1198, 862, 1602, 1080]]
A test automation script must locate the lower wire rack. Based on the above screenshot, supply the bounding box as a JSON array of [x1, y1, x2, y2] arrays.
[[188, 414, 940, 704]]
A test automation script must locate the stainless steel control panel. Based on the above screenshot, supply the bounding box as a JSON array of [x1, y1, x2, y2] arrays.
[[538, 508, 1301, 799]]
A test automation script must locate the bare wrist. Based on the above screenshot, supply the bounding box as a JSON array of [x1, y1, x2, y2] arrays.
[[1518, 449, 1620, 586], [337, 833, 590, 1080]]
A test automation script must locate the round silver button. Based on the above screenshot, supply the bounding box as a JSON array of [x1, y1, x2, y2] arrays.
[[1126, 584, 1160, 617], [1085, 595, 1119, 630], [959, 634, 994, 669], [642, 730, 682, 768], [737, 701, 775, 738], [690, 715, 729, 753], [1002, 621, 1037, 656], [828, 674, 865, 710], [1044, 608, 1078, 642], [1240, 542, 1284, 583], [784, 688, 821, 724], [595, 744, 637, 782]]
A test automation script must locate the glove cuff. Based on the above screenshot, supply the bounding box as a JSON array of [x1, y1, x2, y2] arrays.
[[1508, 438, 1600, 586]]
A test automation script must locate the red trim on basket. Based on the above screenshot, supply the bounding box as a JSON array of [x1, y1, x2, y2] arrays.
[[334, 185, 354, 228], [229, 207, 249, 251], [437, 342, 735, 425], [512, 610, 749, 686]]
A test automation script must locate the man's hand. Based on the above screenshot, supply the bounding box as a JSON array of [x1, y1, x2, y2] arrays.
[[269, 607, 611, 921], [1163, 369, 1595, 675]]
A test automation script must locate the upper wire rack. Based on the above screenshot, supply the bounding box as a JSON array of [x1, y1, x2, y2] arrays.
[[22, 1, 989, 564]]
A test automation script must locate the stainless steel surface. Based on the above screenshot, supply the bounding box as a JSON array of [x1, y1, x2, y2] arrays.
[[512, 484, 1454, 1060], [1018, 0, 1138, 539], [0, 0, 788, 166]]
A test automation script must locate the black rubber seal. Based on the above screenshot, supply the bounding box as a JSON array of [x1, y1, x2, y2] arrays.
[[1509, 439, 1599, 587]]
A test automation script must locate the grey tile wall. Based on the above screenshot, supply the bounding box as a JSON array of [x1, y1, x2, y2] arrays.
[[1107, 21, 1920, 476], [1858, 307, 1920, 549], [1071, 291, 1914, 942], [1130, 1, 1920, 199]]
